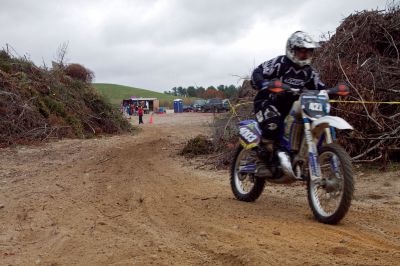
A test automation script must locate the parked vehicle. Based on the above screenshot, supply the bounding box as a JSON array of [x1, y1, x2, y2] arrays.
[[192, 99, 207, 112], [231, 83, 354, 224], [222, 99, 231, 112], [183, 104, 193, 112], [203, 98, 225, 113]]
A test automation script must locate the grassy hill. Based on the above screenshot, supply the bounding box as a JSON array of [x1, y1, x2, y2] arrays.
[[93, 83, 178, 106]]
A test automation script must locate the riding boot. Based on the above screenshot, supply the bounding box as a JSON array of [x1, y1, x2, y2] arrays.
[[252, 143, 273, 177]]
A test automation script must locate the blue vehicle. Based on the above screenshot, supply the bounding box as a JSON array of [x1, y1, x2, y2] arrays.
[[230, 84, 354, 224]]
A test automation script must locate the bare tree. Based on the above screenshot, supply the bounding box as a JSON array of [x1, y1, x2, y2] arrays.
[[55, 41, 69, 65]]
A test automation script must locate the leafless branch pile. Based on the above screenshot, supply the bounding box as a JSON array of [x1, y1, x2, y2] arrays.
[[313, 6, 400, 163], [207, 90, 255, 169], [0, 49, 131, 147]]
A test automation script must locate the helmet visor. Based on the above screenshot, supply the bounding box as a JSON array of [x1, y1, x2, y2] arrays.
[[294, 47, 314, 60]]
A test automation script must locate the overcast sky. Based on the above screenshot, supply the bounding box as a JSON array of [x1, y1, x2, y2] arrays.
[[1, 0, 391, 92]]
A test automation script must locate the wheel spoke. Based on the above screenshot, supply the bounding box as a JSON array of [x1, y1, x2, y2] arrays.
[[234, 149, 256, 195], [231, 146, 266, 203], [310, 151, 344, 217]]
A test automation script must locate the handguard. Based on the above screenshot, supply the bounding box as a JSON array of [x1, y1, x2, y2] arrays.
[[328, 83, 350, 96], [268, 80, 290, 93]]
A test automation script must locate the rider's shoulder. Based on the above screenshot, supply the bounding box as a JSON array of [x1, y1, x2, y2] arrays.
[[275, 55, 287, 63], [261, 55, 286, 68]]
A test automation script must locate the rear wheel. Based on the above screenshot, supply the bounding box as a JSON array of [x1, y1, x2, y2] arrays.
[[307, 144, 354, 224], [230, 145, 266, 202]]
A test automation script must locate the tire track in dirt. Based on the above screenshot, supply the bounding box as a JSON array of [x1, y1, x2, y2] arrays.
[[0, 113, 399, 265]]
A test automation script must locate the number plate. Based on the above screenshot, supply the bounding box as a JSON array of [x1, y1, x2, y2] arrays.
[[301, 94, 329, 118], [238, 121, 261, 149]]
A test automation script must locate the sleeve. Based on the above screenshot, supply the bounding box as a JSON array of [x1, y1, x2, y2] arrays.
[[251, 56, 281, 90], [305, 67, 326, 90]]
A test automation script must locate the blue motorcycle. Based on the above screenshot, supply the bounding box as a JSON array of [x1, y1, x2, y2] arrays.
[[230, 83, 354, 224]]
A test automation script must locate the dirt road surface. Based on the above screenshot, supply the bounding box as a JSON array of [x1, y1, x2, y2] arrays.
[[1, 113, 399, 265]]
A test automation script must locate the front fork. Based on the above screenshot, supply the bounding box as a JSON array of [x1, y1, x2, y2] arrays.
[[303, 119, 321, 181], [303, 122, 339, 182], [324, 127, 341, 175]]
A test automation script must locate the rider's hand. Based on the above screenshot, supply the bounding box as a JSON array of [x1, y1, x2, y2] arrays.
[[268, 79, 289, 93], [260, 81, 270, 90], [260, 79, 282, 90]]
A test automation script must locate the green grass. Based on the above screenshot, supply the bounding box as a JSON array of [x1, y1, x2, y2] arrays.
[[93, 83, 178, 106]]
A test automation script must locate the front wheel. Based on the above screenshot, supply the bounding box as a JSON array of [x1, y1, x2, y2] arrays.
[[230, 145, 266, 202], [307, 143, 354, 224]]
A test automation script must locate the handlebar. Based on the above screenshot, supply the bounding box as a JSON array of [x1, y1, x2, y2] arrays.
[[267, 81, 349, 96]]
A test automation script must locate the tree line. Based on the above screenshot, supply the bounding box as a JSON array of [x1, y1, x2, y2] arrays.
[[164, 85, 240, 99]]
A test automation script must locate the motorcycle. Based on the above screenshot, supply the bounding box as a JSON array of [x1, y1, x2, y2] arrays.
[[230, 82, 354, 224]]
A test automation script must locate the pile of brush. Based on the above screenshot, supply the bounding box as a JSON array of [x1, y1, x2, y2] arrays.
[[0, 50, 131, 147], [313, 6, 400, 163]]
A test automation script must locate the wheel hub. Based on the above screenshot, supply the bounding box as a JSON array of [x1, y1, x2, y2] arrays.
[[324, 177, 339, 193], [238, 173, 247, 181]]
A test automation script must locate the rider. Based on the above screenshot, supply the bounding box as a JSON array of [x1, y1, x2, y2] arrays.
[[251, 31, 326, 175]]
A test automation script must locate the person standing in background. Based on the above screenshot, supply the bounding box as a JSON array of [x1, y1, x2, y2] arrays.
[[130, 103, 135, 117], [138, 105, 144, 124]]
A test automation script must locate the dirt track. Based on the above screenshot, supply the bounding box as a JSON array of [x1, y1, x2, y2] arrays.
[[0, 113, 399, 265]]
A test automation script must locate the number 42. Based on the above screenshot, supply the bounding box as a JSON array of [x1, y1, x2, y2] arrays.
[[309, 102, 322, 111]]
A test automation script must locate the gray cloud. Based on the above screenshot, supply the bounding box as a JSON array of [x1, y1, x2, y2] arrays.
[[0, 0, 390, 91]]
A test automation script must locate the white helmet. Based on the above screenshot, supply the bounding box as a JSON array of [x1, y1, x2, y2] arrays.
[[286, 31, 319, 67]]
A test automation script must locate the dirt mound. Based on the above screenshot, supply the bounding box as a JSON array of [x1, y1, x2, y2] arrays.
[[0, 50, 131, 147], [313, 6, 400, 163]]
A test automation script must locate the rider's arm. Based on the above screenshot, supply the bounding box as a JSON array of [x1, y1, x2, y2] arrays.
[[305, 67, 326, 90], [251, 56, 282, 90]]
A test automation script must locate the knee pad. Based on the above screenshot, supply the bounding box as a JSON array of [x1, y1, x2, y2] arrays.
[[255, 105, 281, 140], [259, 117, 280, 140]]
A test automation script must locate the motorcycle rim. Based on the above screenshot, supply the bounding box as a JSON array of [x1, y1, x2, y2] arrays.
[[234, 148, 256, 195], [230, 145, 266, 202], [308, 144, 354, 224]]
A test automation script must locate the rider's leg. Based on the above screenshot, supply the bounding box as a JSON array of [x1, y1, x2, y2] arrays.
[[253, 99, 282, 176], [255, 99, 281, 141]]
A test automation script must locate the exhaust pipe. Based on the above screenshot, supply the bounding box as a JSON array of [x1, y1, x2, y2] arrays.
[[277, 151, 297, 180]]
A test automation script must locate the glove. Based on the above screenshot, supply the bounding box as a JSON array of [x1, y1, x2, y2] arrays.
[[260, 80, 270, 90], [263, 79, 288, 93]]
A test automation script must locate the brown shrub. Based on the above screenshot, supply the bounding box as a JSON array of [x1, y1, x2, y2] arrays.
[[180, 135, 213, 156], [48, 114, 67, 126], [65, 63, 94, 83]]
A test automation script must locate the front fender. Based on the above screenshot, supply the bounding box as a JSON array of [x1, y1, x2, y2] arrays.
[[311, 116, 353, 137]]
